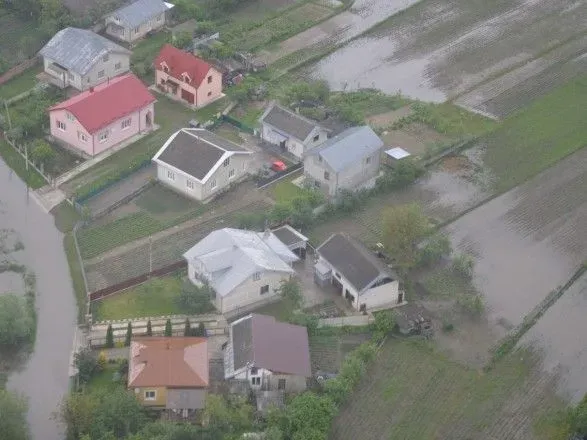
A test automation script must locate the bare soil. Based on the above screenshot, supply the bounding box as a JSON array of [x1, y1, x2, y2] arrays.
[[366, 106, 412, 127]]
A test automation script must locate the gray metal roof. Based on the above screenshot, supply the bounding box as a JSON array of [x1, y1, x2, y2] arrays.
[[39, 27, 130, 75], [259, 102, 322, 142], [317, 233, 393, 293], [108, 0, 169, 29], [271, 224, 308, 247], [154, 129, 250, 182], [305, 126, 384, 172]]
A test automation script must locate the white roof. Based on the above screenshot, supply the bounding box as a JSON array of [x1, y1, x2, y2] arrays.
[[385, 147, 411, 160], [183, 228, 299, 297]]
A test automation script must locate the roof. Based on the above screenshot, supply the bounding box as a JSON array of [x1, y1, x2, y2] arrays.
[[385, 147, 411, 160], [128, 337, 209, 388], [230, 314, 311, 376], [39, 27, 130, 76], [49, 73, 155, 134], [305, 126, 384, 172], [108, 0, 169, 28], [259, 102, 324, 142], [271, 224, 308, 247], [317, 233, 394, 293], [154, 44, 216, 87], [153, 128, 251, 182], [183, 228, 299, 297]]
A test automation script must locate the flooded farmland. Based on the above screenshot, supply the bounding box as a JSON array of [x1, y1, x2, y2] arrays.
[[309, 0, 587, 117]]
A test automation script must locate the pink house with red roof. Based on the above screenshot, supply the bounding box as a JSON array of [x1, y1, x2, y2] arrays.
[[48, 73, 156, 157], [154, 44, 223, 108]]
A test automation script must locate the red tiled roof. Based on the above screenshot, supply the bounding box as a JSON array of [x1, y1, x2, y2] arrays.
[[154, 44, 215, 87], [128, 337, 209, 388], [49, 73, 155, 134]]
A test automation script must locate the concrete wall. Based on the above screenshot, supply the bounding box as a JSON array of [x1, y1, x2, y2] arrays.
[[106, 12, 166, 43], [155, 66, 223, 108], [166, 388, 207, 410], [266, 373, 307, 393], [134, 386, 167, 407], [359, 280, 400, 311], [261, 124, 327, 160], [83, 52, 130, 90], [303, 154, 333, 196]]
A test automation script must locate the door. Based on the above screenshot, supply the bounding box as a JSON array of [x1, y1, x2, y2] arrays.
[[181, 88, 195, 104]]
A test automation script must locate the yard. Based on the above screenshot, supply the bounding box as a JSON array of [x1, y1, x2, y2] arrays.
[[270, 177, 305, 203], [0, 64, 42, 100], [0, 11, 46, 68], [331, 338, 566, 440], [0, 139, 46, 189]]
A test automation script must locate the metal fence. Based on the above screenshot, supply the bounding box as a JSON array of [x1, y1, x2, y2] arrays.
[[256, 162, 303, 188], [221, 114, 256, 134]]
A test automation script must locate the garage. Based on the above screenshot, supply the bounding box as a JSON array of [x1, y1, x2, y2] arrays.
[[272, 224, 309, 258], [181, 88, 195, 104]]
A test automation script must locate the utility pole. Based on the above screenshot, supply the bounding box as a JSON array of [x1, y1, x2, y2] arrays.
[[24, 143, 28, 171], [3, 99, 11, 131], [149, 236, 153, 274]]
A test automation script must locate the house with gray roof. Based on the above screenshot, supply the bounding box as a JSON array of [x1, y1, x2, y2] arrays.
[[39, 27, 131, 91], [303, 125, 384, 198], [259, 102, 329, 160], [183, 228, 299, 314], [105, 0, 174, 44], [223, 314, 311, 393], [315, 233, 402, 312], [153, 128, 252, 202]]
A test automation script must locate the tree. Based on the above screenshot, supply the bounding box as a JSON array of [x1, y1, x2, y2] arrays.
[[418, 233, 451, 267], [60, 392, 99, 440], [285, 392, 336, 437], [570, 394, 587, 436], [203, 395, 253, 434], [172, 31, 193, 50], [176, 281, 214, 314], [452, 253, 475, 279], [192, 322, 206, 337], [105, 324, 114, 348], [278, 279, 303, 317], [0, 389, 29, 440], [164, 319, 173, 337], [124, 322, 133, 346], [292, 428, 327, 440], [146, 319, 152, 336], [30, 139, 56, 168], [0, 293, 34, 348], [382, 203, 430, 271], [74, 348, 100, 385], [183, 318, 191, 336], [285, 80, 330, 104]]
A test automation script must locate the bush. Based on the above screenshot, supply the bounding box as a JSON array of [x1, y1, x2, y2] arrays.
[[146, 320, 152, 336], [124, 322, 132, 347], [105, 324, 114, 348], [30, 139, 56, 168], [452, 253, 475, 278], [184, 318, 191, 336], [0, 293, 35, 348], [375, 159, 424, 193], [164, 319, 172, 337], [456, 294, 483, 317], [176, 281, 215, 314], [418, 233, 451, 267], [236, 212, 266, 230], [74, 348, 102, 385]]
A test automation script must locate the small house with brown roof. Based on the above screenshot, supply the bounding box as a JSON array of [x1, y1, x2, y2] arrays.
[[223, 314, 311, 393], [154, 44, 223, 108], [128, 337, 209, 414]]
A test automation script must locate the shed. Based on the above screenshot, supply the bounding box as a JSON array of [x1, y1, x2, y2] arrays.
[[384, 147, 411, 167], [272, 224, 309, 258]]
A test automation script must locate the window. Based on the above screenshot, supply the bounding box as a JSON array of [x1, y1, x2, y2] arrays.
[[77, 131, 87, 142], [260, 285, 269, 295], [98, 70, 105, 78], [207, 91, 212, 97], [278, 379, 286, 390], [99, 130, 109, 142], [115, 62, 121, 70], [162, 64, 169, 73], [250, 367, 258, 375], [251, 377, 261, 386], [57, 120, 66, 131], [365, 156, 371, 164], [252, 272, 261, 281], [186, 179, 194, 189], [144, 390, 156, 400], [210, 179, 217, 189], [157, 14, 162, 21], [182, 73, 190, 83], [324, 171, 330, 180], [102, 54, 109, 62], [121, 118, 131, 129], [223, 158, 230, 167], [318, 155, 322, 163], [228, 169, 235, 179], [335, 272, 341, 279], [67, 71, 74, 80], [313, 134, 319, 142], [167, 170, 175, 180], [134, 26, 140, 34], [207, 75, 212, 83], [66, 112, 75, 121]]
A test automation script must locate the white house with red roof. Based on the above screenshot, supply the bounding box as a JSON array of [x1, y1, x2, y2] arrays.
[[154, 44, 223, 108], [48, 73, 156, 157]]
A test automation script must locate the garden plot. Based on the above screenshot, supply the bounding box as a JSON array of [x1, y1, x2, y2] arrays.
[[0, 12, 46, 66]]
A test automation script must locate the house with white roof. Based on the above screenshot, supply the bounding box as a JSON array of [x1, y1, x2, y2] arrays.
[[183, 228, 299, 314], [105, 0, 174, 44]]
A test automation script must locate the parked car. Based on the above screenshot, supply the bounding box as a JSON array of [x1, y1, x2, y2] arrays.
[[271, 160, 287, 172]]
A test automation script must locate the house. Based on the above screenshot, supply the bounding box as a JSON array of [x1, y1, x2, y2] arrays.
[[105, 0, 173, 44], [314, 233, 403, 312], [258, 102, 329, 160], [38, 27, 131, 91], [128, 337, 209, 416], [223, 314, 311, 393], [154, 44, 223, 108], [152, 128, 252, 202], [303, 126, 384, 198], [271, 224, 309, 259], [48, 73, 155, 157], [183, 228, 299, 314]]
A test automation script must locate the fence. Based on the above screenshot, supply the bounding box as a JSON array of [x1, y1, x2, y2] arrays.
[[0, 57, 39, 86], [221, 114, 256, 134], [88, 260, 187, 301], [318, 315, 373, 327], [3, 134, 53, 185], [256, 162, 303, 188]]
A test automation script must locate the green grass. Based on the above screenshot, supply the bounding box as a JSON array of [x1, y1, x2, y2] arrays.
[[482, 74, 587, 192], [131, 31, 170, 67], [0, 12, 46, 65], [422, 268, 477, 298], [92, 274, 184, 321], [212, 123, 244, 144], [134, 184, 200, 215], [0, 64, 42, 100], [51, 201, 80, 233], [193, 97, 228, 122], [271, 180, 304, 203], [331, 339, 566, 440], [64, 234, 88, 324], [86, 364, 123, 393], [411, 102, 497, 137], [0, 139, 46, 189]]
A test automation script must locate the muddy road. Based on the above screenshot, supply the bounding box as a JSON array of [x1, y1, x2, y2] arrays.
[[1, 160, 77, 440], [308, 0, 587, 117]]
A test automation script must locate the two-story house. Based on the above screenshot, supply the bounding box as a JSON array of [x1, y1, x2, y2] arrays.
[[183, 228, 299, 315], [315, 233, 403, 312], [152, 128, 252, 202], [303, 125, 384, 198], [48, 73, 155, 157], [39, 27, 131, 91], [154, 44, 223, 108], [128, 337, 209, 417], [105, 0, 172, 44], [258, 102, 329, 160], [223, 314, 311, 393]]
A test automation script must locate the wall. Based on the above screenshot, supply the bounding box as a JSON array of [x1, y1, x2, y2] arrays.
[[200, 154, 249, 200], [336, 149, 381, 193], [106, 12, 166, 43], [50, 109, 91, 155], [166, 388, 207, 410], [303, 154, 332, 196], [43, 57, 70, 88], [82, 52, 130, 90], [218, 271, 291, 314], [195, 68, 223, 108], [359, 280, 400, 311], [134, 386, 168, 407], [157, 163, 204, 201], [267, 373, 307, 393]]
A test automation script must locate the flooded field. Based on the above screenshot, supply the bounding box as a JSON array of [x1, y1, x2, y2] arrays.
[[308, 0, 587, 117], [445, 147, 587, 334]]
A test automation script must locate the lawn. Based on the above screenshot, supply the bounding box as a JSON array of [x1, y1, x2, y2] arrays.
[[131, 31, 170, 68], [482, 74, 587, 192], [331, 338, 566, 440], [271, 179, 304, 203], [421, 267, 477, 299], [0, 64, 42, 100], [193, 96, 228, 122], [92, 274, 184, 321], [86, 363, 124, 392], [64, 234, 88, 324], [0, 139, 46, 189]]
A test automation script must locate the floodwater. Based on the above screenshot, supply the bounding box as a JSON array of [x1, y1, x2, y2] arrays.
[[309, 0, 587, 115], [0, 159, 77, 440], [445, 147, 587, 333]]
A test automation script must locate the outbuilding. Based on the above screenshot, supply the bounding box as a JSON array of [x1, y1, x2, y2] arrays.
[[383, 147, 411, 167], [271, 224, 309, 258]]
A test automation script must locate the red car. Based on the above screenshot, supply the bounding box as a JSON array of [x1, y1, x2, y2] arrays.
[[271, 160, 287, 172]]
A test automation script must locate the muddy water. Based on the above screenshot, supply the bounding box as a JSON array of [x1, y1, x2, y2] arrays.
[[0, 160, 77, 440]]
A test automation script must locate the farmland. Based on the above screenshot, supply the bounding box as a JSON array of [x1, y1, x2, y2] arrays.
[[0, 10, 46, 69]]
